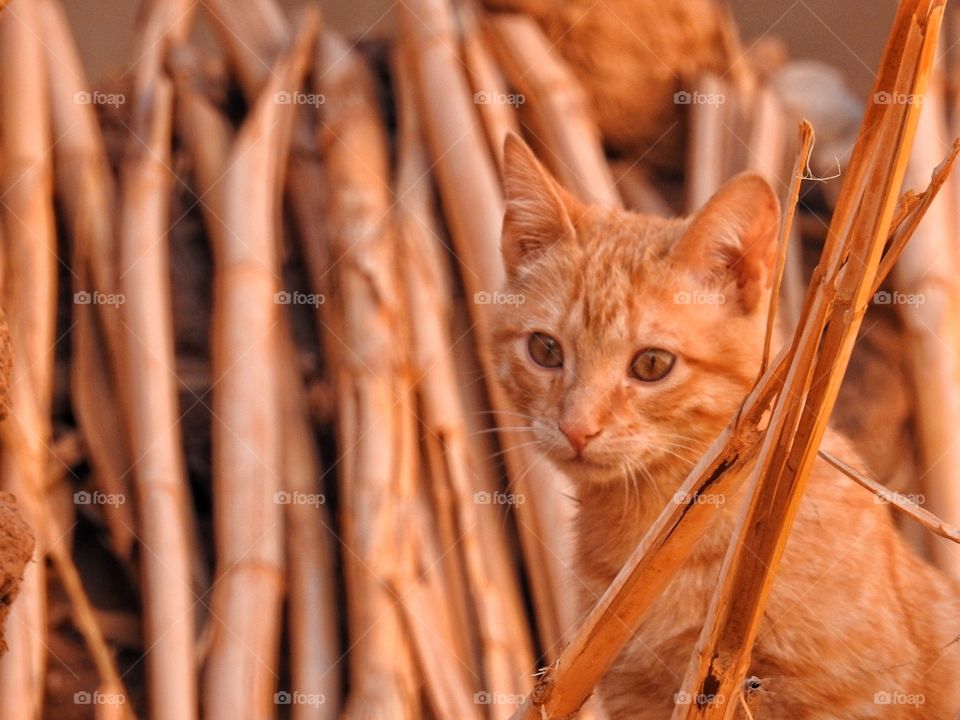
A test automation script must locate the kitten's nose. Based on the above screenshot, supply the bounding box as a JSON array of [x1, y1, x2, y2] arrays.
[[559, 422, 602, 455]]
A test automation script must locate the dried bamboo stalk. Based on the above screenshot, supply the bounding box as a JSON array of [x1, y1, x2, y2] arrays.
[[317, 30, 423, 720], [891, 67, 960, 578], [203, 15, 318, 720], [674, 3, 946, 716], [201, 0, 288, 99], [510, 8, 953, 715], [172, 42, 341, 719], [115, 2, 199, 718], [686, 74, 728, 212], [0, 2, 57, 716], [609, 160, 673, 217], [39, 0, 137, 562], [458, 0, 520, 168], [486, 13, 621, 206], [399, 0, 576, 661], [395, 45, 534, 716]]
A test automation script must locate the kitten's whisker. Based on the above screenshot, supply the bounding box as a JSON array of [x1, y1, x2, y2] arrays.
[[469, 426, 534, 437]]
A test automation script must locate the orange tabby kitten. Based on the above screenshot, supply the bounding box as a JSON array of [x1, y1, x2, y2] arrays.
[[490, 134, 960, 719]]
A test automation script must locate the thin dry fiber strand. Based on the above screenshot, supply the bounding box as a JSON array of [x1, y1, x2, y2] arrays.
[[890, 64, 960, 579], [394, 45, 534, 718], [316, 31, 421, 720], [39, 0, 136, 569], [510, 2, 954, 717], [485, 12, 621, 207], [673, 3, 947, 714], [0, 2, 58, 717], [203, 14, 318, 720], [115, 1, 199, 717], [398, 0, 573, 660]]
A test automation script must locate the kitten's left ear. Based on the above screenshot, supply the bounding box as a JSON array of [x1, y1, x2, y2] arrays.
[[675, 172, 780, 312], [500, 133, 585, 275]]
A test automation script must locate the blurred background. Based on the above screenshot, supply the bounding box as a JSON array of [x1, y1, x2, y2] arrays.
[[64, 0, 898, 93]]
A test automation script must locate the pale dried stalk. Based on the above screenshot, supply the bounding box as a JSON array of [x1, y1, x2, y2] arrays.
[[674, 3, 946, 716], [201, 0, 288, 99], [115, 2, 199, 718], [891, 68, 960, 578], [686, 74, 728, 212], [609, 160, 673, 216], [510, 5, 951, 715], [486, 13, 621, 206], [395, 45, 534, 715], [762, 121, 815, 374], [203, 15, 318, 720], [820, 449, 960, 544], [39, 0, 137, 562], [316, 31, 420, 720], [0, 2, 57, 716], [399, 0, 573, 657], [457, 0, 520, 168]]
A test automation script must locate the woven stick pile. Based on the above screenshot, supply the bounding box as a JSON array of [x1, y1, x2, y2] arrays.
[[0, 0, 957, 718]]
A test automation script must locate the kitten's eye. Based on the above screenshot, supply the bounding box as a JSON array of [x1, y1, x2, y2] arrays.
[[629, 348, 675, 382], [528, 332, 564, 368]]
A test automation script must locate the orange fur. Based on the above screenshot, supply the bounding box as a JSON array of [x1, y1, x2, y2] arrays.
[[491, 134, 960, 719]]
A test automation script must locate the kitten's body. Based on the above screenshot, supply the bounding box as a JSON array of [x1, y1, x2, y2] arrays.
[[491, 135, 960, 718]]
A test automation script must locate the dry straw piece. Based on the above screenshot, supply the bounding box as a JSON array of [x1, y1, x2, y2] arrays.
[[0, 3, 58, 716]]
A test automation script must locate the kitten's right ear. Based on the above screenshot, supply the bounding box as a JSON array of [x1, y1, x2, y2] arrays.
[[501, 133, 582, 274]]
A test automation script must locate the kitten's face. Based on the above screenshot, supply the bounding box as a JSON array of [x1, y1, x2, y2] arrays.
[[490, 135, 780, 487]]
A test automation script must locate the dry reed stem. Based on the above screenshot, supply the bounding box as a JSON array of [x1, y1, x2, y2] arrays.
[[609, 160, 673, 216], [394, 45, 535, 716], [673, 2, 946, 716], [0, 2, 58, 715], [486, 13, 621, 206], [891, 68, 960, 578], [686, 73, 728, 212], [458, 0, 520, 168], [39, 0, 137, 563], [820, 449, 960, 544], [510, 5, 951, 717], [316, 30, 421, 720], [399, 0, 575, 658], [202, 14, 318, 720], [116, 2, 200, 717], [762, 120, 815, 374]]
